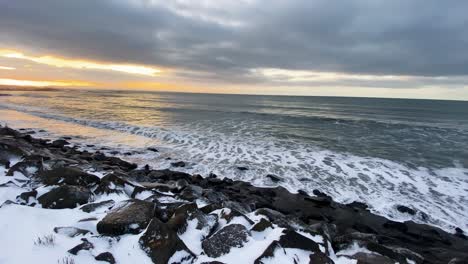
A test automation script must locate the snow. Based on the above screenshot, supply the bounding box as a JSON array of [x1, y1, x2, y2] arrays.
[[0, 160, 386, 264], [0, 164, 153, 264]]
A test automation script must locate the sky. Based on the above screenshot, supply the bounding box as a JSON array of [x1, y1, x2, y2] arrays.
[[1, 0, 468, 100]]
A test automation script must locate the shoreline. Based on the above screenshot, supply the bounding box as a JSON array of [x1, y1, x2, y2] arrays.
[[1, 125, 467, 263]]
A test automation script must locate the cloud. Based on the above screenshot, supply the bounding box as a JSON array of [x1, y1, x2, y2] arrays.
[[1, 0, 468, 89], [0, 50, 162, 76]]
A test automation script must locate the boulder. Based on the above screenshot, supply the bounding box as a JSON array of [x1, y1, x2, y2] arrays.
[[95, 252, 116, 264], [37, 185, 92, 209], [397, 205, 416, 215], [139, 218, 194, 264], [97, 199, 155, 235], [266, 174, 282, 182], [202, 224, 250, 258], [278, 229, 321, 253], [171, 161, 186, 167], [39, 167, 100, 187], [50, 139, 69, 148]]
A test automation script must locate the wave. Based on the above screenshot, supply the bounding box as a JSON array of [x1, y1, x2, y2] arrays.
[[1, 103, 467, 233]]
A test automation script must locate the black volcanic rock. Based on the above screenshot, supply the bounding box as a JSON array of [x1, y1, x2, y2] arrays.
[[50, 139, 70, 148], [97, 199, 155, 236], [202, 224, 250, 258], [95, 252, 116, 264], [266, 174, 282, 182], [171, 161, 186, 167], [37, 185, 91, 209], [139, 218, 194, 264], [39, 167, 100, 187], [68, 238, 94, 255], [397, 205, 416, 215]]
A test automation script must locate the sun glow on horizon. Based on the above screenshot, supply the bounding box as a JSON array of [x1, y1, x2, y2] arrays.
[[0, 78, 92, 87], [0, 49, 162, 76]]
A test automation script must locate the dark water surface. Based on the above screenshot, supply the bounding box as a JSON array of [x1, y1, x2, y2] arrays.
[[1, 89, 467, 232]]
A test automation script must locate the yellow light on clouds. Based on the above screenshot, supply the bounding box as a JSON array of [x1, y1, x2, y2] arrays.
[[0, 78, 92, 87], [0, 49, 161, 76], [251, 68, 407, 82], [0, 65, 15, 70]]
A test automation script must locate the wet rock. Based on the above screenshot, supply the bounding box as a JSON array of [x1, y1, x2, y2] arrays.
[[37, 185, 92, 209], [147, 147, 159, 152], [54, 226, 91, 237], [50, 139, 69, 148], [80, 200, 115, 213], [397, 205, 416, 215], [304, 195, 332, 207], [333, 232, 378, 249], [347, 201, 369, 210], [171, 161, 186, 167], [309, 252, 335, 264], [179, 185, 203, 201], [39, 167, 100, 187], [203, 189, 228, 204], [202, 224, 250, 258], [455, 227, 466, 239], [278, 229, 321, 253], [95, 252, 116, 264], [147, 169, 192, 182], [68, 238, 94, 255], [266, 174, 282, 182], [139, 218, 194, 264], [251, 218, 273, 232], [97, 199, 155, 236]]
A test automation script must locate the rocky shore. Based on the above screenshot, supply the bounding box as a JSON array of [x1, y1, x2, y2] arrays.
[[0, 125, 467, 264]]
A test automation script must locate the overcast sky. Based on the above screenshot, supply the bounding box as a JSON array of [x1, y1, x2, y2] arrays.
[[1, 0, 468, 99]]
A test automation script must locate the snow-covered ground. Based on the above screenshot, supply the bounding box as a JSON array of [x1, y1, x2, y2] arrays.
[[0, 157, 393, 264]]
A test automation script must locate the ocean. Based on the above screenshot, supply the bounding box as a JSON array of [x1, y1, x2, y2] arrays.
[[1, 89, 467, 232]]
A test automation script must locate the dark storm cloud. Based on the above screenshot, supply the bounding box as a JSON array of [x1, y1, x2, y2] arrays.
[[1, 0, 468, 85]]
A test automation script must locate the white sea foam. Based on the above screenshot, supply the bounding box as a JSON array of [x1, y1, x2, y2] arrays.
[[1, 104, 467, 234]]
